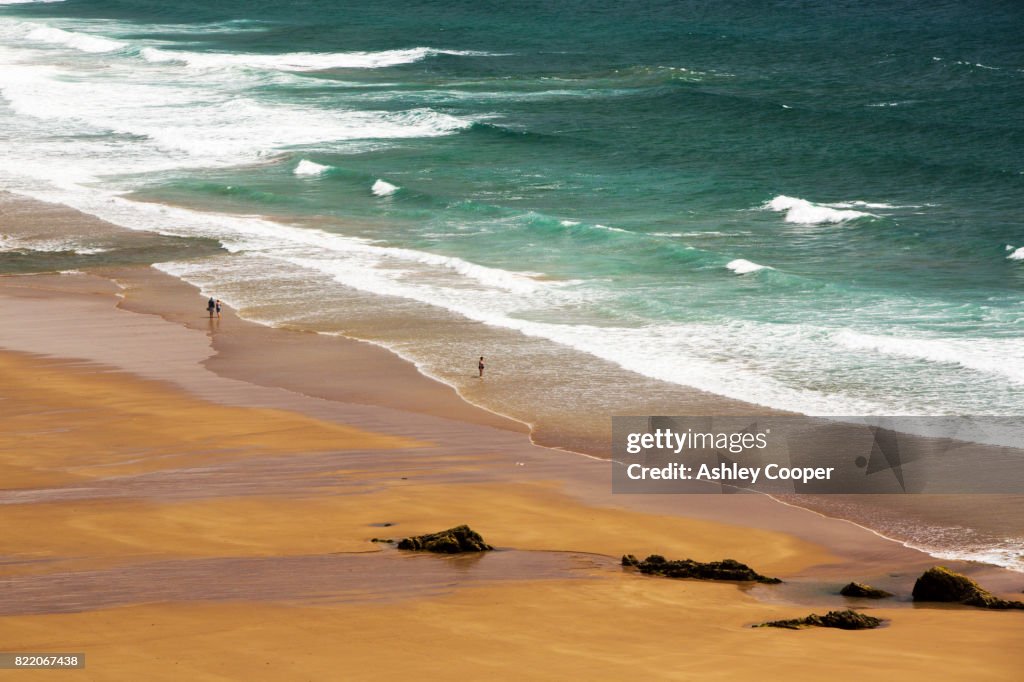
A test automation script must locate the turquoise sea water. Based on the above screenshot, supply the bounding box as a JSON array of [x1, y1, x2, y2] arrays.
[[2, 1, 1023, 567]]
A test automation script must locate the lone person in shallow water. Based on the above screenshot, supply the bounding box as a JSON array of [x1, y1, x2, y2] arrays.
[[478, 356, 485, 378], [207, 297, 216, 318]]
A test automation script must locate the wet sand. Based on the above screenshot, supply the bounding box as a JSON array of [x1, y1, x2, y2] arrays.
[[0, 197, 1021, 679]]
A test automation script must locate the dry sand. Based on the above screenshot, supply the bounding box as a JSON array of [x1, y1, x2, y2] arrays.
[[0, 264, 1021, 680]]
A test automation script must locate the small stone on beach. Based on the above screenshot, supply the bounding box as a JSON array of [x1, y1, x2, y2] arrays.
[[397, 525, 493, 553], [754, 609, 883, 630], [622, 554, 781, 584]]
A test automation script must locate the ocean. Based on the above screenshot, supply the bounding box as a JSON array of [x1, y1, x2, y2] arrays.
[[1, 0, 1022, 570]]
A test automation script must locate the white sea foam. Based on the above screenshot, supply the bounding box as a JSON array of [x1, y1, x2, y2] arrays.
[[140, 46, 494, 71], [913, 543, 1024, 574], [823, 200, 914, 209], [0, 235, 107, 254], [1007, 246, 1024, 261], [593, 224, 630, 233], [19, 188, 548, 296], [294, 159, 330, 176], [25, 26, 126, 53], [725, 258, 769, 274], [764, 195, 874, 224], [104, 20, 270, 36], [955, 60, 999, 71], [834, 330, 1024, 385], [371, 179, 398, 196], [0, 18, 484, 179], [0, 18, 490, 190], [0, 58, 478, 170]]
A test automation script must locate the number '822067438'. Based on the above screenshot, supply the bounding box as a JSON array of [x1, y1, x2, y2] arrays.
[[12, 655, 82, 668]]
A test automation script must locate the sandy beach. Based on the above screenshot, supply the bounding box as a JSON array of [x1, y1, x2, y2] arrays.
[[0, 197, 1020, 680]]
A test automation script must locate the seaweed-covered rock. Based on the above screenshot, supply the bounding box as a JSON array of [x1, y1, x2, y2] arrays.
[[755, 609, 882, 630], [624, 554, 781, 584], [912, 566, 1024, 610], [396, 525, 493, 553], [840, 582, 893, 599]]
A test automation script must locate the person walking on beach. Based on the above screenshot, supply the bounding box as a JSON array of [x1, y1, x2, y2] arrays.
[[207, 297, 216, 318], [478, 356, 485, 378], [215, 299, 222, 318]]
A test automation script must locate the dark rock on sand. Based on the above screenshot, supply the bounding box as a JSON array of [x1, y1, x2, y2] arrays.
[[755, 609, 882, 630], [623, 554, 781, 584], [396, 525, 493, 554], [840, 582, 893, 599], [912, 566, 1024, 610], [370, 538, 395, 544]]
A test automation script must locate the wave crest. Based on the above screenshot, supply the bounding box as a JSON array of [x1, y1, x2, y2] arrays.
[[371, 179, 399, 196], [294, 160, 330, 176], [763, 195, 874, 224], [26, 25, 126, 53], [726, 258, 770, 274], [140, 46, 496, 71]]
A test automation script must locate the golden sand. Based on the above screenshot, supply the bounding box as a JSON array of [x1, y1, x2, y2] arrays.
[[0, 268, 1020, 681], [3, 579, 1022, 681]]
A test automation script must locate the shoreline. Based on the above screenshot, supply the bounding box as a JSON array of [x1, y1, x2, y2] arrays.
[[0, 265, 1015, 580], [1, 187, 788, 456], [0, 191, 1021, 579], [0, 265, 1022, 677]]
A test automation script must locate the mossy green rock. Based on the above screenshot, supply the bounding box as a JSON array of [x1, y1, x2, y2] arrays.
[[839, 582, 893, 599], [396, 525, 493, 553], [755, 609, 882, 630], [623, 553, 781, 584], [912, 566, 1024, 609]]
